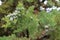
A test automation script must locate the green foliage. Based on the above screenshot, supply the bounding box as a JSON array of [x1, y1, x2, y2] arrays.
[[0, 0, 18, 14], [14, 3, 39, 38], [0, 0, 60, 40], [2, 16, 17, 28]]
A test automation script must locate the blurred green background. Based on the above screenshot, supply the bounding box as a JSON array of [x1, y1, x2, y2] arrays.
[[0, 0, 60, 40]]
